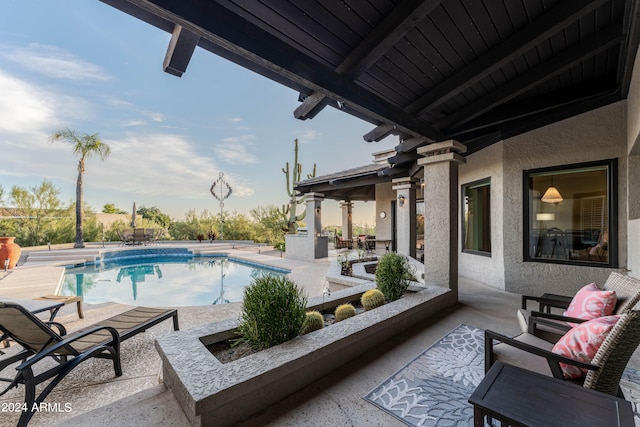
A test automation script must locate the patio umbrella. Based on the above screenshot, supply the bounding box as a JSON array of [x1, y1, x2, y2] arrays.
[[131, 202, 137, 227]]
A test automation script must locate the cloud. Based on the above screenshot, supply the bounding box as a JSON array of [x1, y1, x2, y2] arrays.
[[0, 69, 92, 135], [298, 129, 321, 144], [122, 120, 146, 127], [89, 134, 255, 199], [0, 71, 56, 134], [214, 135, 258, 165], [0, 43, 110, 80]]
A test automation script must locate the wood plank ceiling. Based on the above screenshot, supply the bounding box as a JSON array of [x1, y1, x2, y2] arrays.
[[101, 0, 640, 192]]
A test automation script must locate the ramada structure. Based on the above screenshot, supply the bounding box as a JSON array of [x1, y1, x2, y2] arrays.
[[100, 0, 640, 300]]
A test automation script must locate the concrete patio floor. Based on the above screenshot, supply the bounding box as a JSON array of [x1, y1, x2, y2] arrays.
[[1, 244, 638, 426]]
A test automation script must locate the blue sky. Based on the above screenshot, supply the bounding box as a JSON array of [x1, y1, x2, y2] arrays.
[[0, 0, 395, 226]]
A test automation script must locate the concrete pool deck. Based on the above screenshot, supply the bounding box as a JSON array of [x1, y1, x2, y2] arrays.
[[1, 244, 639, 426]]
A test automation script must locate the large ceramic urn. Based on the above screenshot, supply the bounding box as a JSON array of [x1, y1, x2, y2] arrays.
[[0, 237, 21, 269]]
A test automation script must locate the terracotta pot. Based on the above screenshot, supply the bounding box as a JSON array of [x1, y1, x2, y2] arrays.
[[0, 237, 21, 270]]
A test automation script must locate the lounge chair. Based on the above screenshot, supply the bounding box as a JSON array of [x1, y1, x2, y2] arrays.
[[486, 307, 640, 397], [35, 295, 84, 319], [517, 271, 640, 342], [0, 303, 179, 426]]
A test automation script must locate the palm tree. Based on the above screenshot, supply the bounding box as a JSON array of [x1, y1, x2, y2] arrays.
[[50, 127, 110, 248]]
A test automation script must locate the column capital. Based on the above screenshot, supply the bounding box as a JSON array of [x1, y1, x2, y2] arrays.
[[340, 201, 354, 208], [304, 192, 325, 202], [417, 140, 467, 166], [417, 139, 467, 156], [392, 177, 417, 191]]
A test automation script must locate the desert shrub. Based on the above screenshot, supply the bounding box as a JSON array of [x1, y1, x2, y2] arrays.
[[302, 311, 324, 334], [361, 289, 385, 310], [375, 252, 414, 302], [335, 303, 357, 322], [237, 275, 307, 350]]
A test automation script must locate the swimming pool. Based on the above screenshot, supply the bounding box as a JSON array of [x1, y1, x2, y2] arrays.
[[61, 252, 289, 307]]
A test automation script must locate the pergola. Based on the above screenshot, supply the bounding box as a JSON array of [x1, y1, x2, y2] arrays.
[[100, 0, 639, 168]]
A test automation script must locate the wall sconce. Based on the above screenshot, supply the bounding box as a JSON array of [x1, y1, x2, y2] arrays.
[[398, 195, 406, 207], [315, 207, 321, 214]]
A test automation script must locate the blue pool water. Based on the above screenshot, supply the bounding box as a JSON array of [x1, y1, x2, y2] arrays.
[[61, 253, 289, 307]]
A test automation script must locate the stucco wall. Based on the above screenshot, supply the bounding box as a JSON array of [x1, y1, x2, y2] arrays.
[[501, 101, 627, 296], [628, 44, 640, 157], [626, 43, 640, 277], [458, 142, 506, 289], [375, 182, 394, 241]]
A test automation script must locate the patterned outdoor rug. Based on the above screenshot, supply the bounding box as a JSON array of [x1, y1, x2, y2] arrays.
[[364, 324, 640, 427]]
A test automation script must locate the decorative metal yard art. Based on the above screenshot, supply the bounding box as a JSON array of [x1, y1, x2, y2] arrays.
[[210, 172, 232, 240], [208, 259, 230, 305], [281, 138, 316, 234]]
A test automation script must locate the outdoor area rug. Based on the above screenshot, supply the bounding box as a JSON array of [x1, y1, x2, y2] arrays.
[[364, 323, 640, 427], [364, 324, 484, 426]]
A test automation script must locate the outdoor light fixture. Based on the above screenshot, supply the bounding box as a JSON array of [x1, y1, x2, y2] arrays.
[[398, 195, 406, 207]]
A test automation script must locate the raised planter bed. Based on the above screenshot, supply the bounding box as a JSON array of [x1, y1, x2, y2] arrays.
[[155, 283, 454, 426]]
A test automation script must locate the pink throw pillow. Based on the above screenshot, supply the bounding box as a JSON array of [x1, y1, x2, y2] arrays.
[[563, 283, 616, 322], [552, 315, 620, 379]]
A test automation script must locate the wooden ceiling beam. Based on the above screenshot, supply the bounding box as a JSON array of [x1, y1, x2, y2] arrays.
[[163, 24, 199, 77], [446, 83, 618, 138], [394, 137, 430, 153], [617, 0, 640, 96], [439, 24, 623, 131], [387, 152, 418, 165], [363, 124, 397, 142], [294, 0, 442, 120], [408, 0, 609, 116], [140, 0, 442, 140]]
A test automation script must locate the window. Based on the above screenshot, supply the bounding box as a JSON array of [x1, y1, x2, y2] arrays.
[[462, 178, 491, 255], [523, 159, 616, 266]]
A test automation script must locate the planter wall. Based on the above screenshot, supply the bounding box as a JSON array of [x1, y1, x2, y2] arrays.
[[155, 284, 455, 426], [0, 237, 21, 269]]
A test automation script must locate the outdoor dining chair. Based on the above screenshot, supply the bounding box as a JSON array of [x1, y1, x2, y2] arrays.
[[486, 307, 640, 397], [517, 271, 640, 342], [0, 303, 178, 426]]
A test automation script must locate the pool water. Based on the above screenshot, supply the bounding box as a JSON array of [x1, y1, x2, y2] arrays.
[[61, 256, 288, 307]]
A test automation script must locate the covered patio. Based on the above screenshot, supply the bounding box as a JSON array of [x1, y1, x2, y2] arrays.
[[9, 0, 640, 424], [97, 0, 640, 300]]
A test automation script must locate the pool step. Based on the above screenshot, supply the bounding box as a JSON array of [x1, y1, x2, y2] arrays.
[[26, 250, 101, 265]]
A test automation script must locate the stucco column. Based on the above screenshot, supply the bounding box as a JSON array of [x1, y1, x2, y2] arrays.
[[340, 201, 353, 240], [417, 140, 466, 297], [306, 192, 324, 236], [392, 177, 417, 258], [284, 192, 327, 260]]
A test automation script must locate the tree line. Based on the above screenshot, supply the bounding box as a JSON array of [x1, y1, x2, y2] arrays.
[[0, 181, 288, 248]]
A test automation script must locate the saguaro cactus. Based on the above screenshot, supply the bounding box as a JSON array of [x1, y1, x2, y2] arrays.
[[282, 138, 316, 234]]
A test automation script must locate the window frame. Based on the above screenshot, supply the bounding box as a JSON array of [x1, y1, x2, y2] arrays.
[[461, 177, 491, 257], [522, 158, 617, 267]]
